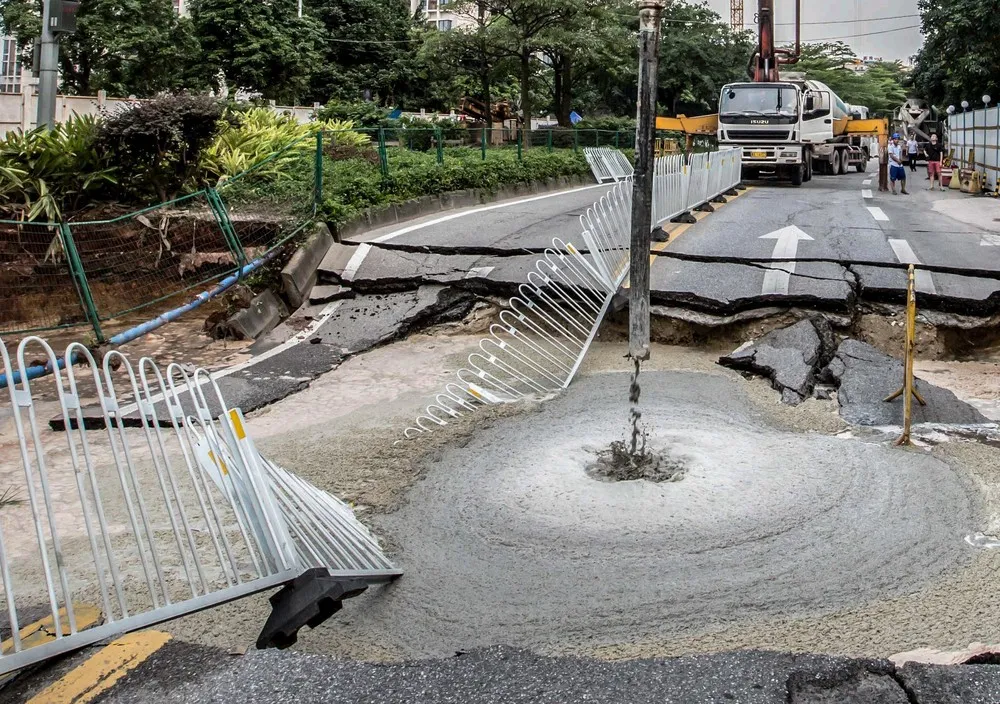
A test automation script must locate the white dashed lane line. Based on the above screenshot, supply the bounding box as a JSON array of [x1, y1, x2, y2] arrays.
[[888, 238, 937, 294], [862, 189, 873, 199], [866, 206, 889, 221], [863, 179, 873, 186]]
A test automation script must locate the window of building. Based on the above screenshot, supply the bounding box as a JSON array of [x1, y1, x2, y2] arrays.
[[437, 19, 452, 30], [0, 36, 20, 95], [427, 0, 438, 10]]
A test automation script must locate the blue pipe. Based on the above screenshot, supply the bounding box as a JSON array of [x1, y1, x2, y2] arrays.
[[0, 250, 281, 389]]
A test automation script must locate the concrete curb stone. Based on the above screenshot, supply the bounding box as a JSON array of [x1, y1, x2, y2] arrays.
[[280, 222, 334, 309]]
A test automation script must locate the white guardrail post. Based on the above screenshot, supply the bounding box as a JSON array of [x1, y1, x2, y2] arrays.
[[406, 146, 742, 437], [0, 337, 400, 675]]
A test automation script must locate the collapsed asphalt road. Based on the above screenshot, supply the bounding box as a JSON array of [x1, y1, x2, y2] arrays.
[[338, 163, 1000, 319]]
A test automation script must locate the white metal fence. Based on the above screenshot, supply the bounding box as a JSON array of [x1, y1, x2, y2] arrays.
[[0, 337, 398, 675], [948, 106, 1000, 191], [584, 147, 635, 183], [404, 148, 741, 437]]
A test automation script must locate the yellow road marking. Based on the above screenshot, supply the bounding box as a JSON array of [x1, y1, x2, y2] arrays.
[[28, 631, 171, 704], [1, 604, 102, 657]]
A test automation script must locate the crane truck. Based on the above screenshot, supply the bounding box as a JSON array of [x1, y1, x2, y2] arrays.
[[657, 0, 888, 188]]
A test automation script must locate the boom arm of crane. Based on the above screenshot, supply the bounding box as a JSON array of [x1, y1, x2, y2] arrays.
[[655, 114, 718, 135]]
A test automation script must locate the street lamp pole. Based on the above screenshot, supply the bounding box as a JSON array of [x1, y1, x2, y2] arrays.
[[628, 0, 666, 362], [36, 0, 59, 129], [962, 100, 970, 170]]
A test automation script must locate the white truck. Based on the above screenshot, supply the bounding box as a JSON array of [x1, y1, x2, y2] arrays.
[[717, 76, 871, 186]]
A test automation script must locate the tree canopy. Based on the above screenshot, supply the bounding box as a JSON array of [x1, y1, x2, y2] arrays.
[[1, 0, 206, 96], [910, 0, 999, 109], [190, 0, 324, 104]]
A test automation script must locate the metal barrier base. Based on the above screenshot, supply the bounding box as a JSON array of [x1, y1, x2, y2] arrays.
[[256, 567, 390, 649]]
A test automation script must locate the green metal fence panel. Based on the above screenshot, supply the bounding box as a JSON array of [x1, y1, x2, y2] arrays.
[[65, 191, 245, 322], [0, 219, 90, 334]]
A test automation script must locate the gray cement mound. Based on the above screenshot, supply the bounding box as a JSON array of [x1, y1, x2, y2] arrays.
[[341, 371, 978, 659]]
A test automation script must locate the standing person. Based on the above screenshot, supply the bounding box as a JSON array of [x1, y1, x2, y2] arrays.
[[906, 133, 919, 172], [889, 134, 908, 195], [924, 133, 945, 191]]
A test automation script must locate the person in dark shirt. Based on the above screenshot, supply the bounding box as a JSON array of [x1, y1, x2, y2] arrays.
[[924, 134, 945, 191]]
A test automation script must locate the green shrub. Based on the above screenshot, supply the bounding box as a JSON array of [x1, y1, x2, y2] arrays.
[[318, 148, 589, 225], [576, 116, 636, 132], [317, 101, 388, 128], [0, 115, 115, 220], [97, 93, 226, 203]]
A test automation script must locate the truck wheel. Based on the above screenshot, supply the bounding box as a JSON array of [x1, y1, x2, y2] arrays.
[[791, 164, 803, 186], [855, 155, 867, 173], [804, 153, 813, 182], [831, 150, 842, 175]]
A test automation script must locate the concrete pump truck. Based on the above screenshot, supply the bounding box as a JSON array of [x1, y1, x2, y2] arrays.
[[657, 0, 889, 187]]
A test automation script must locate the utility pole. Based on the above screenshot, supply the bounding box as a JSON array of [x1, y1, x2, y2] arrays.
[[36, 0, 59, 130], [628, 0, 665, 361]]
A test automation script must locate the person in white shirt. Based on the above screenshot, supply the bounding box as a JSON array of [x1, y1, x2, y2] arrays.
[[906, 133, 919, 172], [889, 135, 908, 195]]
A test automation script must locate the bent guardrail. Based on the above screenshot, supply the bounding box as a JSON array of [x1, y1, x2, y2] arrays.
[[0, 336, 398, 675], [404, 148, 741, 437]]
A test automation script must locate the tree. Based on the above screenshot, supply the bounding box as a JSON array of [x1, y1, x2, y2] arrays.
[[911, 0, 1000, 108], [480, 0, 593, 128], [306, 0, 420, 106], [655, 2, 754, 116], [190, 0, 324, 105], [537, 0, 626, 125], [1, 0, 206, 96], [420, 1, 517, 124]]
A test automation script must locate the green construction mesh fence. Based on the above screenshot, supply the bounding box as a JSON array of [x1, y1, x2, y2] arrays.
[[0, 219, 89, 333], [65, 191, 242, 322]]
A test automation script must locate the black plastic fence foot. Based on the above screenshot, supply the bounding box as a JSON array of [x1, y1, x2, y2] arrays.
[[670, 211, 697, 224], [711, 195, 727, 204], [256, 568, 369, 650], [736, 183, 748, 191], [725, 187, 739, 196], [695, 202, 715, 213]]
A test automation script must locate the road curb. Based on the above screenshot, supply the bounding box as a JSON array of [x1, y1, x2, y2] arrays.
[[281, 222, 335, 309]]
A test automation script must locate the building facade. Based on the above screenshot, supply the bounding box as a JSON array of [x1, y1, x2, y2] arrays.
[[409, 0, 476, 31]]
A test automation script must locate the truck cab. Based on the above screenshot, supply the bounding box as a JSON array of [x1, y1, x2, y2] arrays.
[[718, 79, 866, 185]]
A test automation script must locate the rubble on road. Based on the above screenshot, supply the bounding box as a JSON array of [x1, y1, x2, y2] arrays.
[[719, 320, 990, 426], [718, 318, 836, 404], [824, 339, 988, 426]]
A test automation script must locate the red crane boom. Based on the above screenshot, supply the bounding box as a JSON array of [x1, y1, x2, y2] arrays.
[[751, 0, 800, 82]]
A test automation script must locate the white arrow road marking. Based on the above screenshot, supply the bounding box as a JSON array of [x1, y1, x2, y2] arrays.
[[759, 225, 814, 295], [866, 206, 889, 222], [888, 239, 937, 294], [981, 234, 1000, 246], [862, 189, 873, 199]]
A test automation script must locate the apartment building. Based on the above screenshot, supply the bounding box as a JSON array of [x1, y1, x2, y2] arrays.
[[409, 0, 476, 31]]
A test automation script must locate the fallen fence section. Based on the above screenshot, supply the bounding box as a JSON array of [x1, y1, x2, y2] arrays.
[[584, 147, 635, 183], [0, 336, 399, 675], [404, 148, 741, 438]]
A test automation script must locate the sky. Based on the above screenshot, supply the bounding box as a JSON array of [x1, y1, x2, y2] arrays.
[[705, 0, 924, 62]]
